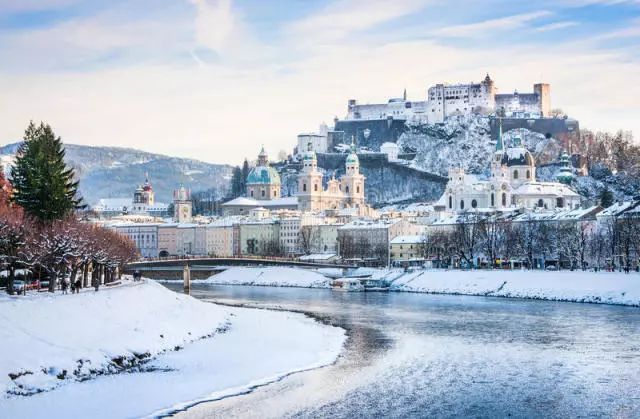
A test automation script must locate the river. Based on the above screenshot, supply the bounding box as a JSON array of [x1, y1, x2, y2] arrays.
[[164, 283, 640, 418]]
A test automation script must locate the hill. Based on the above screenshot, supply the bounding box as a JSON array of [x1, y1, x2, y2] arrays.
[[0, 143, 232, 205]]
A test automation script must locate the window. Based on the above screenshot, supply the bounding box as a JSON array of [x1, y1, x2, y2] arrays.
[[502, 193, 507, 207], [538, 199, 544, 208], [314, 184, 318, 192], [346, 186, 350, 193], [357, 186, 360, 193], [471, 199, 477, 208], [526, 169, 531, 179], [491, 193, 495, 206], [460, 200, 465, 210], [556, 198, 564, 208], [261, 190, 265, 197], [448, 196, 452, 209], [250, 190, 254, 197], [513, 170, 519, 179], [303, 183, 307, 192]]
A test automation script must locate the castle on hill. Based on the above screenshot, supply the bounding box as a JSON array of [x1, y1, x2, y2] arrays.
[[346, 74, 550, 123]]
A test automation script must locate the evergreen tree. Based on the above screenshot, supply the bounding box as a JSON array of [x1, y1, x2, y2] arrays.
[[241, 159, 250, 194], [10, 122, 82, 223], [599, 187, 614, 208], [230, 166, 243, 198]]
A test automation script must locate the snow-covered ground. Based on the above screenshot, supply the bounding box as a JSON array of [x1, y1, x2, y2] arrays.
[[392, 270, 640, 306], [0, 279, 346, 418], [201, 266, 332, 288]]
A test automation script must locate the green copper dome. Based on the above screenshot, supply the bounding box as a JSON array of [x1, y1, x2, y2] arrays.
[[246, 166, 281, 185], [346, 152, 359, 165]]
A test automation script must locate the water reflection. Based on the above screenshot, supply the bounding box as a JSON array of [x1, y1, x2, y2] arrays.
[[164, 283, 640, 418]]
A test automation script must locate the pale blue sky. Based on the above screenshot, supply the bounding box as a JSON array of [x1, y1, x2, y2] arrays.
[[0, 0, 638, 163]]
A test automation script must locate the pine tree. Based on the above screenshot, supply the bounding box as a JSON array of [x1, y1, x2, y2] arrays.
[[599, 187, 614, 208], [230, 166, 243, 198], [10, 122, 82, 223], [241, 159, 250, 194]]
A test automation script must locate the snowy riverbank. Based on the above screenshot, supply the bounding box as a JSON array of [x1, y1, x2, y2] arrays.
[[0, 279, 346, 418], [196, 267, 640, 306], [393, 270, 640, 306]]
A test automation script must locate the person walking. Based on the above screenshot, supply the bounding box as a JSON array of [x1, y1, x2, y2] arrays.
[[74, 279, 81, 294], [61, 278, 69, 295]]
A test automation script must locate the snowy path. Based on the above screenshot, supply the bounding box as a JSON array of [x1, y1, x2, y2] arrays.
[[0, 280, 346, 418]]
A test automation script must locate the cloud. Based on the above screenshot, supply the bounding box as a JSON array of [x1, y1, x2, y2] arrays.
[[534, 21, 578, 31], [433, 11, 552, 37], [189, 0, 236, 52], [286, 0, 431, 44]]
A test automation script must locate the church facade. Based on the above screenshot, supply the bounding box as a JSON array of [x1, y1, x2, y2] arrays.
[[438, 123, 581, 213], [297, 143, 372, 215]]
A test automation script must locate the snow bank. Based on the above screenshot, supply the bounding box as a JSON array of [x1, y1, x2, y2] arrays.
[[393, 270, 640, 306], [0, 280, 230, 396], [205, 267, 332, 288], [1, 279, 346, 418]]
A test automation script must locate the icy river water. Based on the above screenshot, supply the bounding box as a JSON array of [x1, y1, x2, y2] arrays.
[[168, 284, 640, 418]]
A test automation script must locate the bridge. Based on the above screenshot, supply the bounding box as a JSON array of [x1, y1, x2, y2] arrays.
[[125, 257, 357, 280]]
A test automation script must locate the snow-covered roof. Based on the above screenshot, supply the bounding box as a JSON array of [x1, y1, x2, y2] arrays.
[[390, 235, 423, 244], [597, 201, 639, 217], [222, 197, 259, 206], [512, 182, 579, 197]]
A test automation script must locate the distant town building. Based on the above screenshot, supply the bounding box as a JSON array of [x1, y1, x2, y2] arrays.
[[92, 174, 169, 219], [247, 147, 281, 200]]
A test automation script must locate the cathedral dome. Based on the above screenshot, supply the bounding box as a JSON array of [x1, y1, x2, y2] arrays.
[[247, 165, 281, 185], [502, 147, 534, 167], [346, 152, 359, 165]]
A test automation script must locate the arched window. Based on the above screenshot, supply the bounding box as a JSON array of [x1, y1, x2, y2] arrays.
[[356, 186, 360, 193], [303, 183, 307, 192], [250, 190, 254, 197], [448, 196, 452, 209], [261, 190, 265, 197], [314, 184, 318, 192], [346, 186, 350, 193], [538, 199, 544, 207], [513, 170, 519, 180], [526, 169, 531, 179], [460, 200, 465, 210], [471, 199, 477, 208], [490, 193, 495, 207], [273, 190, 276, 197], [501, 193, 507, 207]]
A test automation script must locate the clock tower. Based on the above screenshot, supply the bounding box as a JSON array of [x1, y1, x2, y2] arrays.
[[173, 184, 193, 223]]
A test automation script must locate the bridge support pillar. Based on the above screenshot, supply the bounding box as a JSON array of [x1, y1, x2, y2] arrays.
[[183, 265, 191, 295]]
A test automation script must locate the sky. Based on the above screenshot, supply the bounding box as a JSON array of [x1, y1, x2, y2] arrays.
[[0, 0, 639, 165]]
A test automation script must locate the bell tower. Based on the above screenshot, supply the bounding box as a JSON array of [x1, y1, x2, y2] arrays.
[[341, 138, 365, 208], [173, 184, 192, 223]]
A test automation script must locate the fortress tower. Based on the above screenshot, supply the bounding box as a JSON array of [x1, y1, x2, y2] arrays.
[[533, 83, 551, 117]]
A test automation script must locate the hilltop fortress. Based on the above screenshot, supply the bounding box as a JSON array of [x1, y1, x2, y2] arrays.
[[346, 74, 550, 123]]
